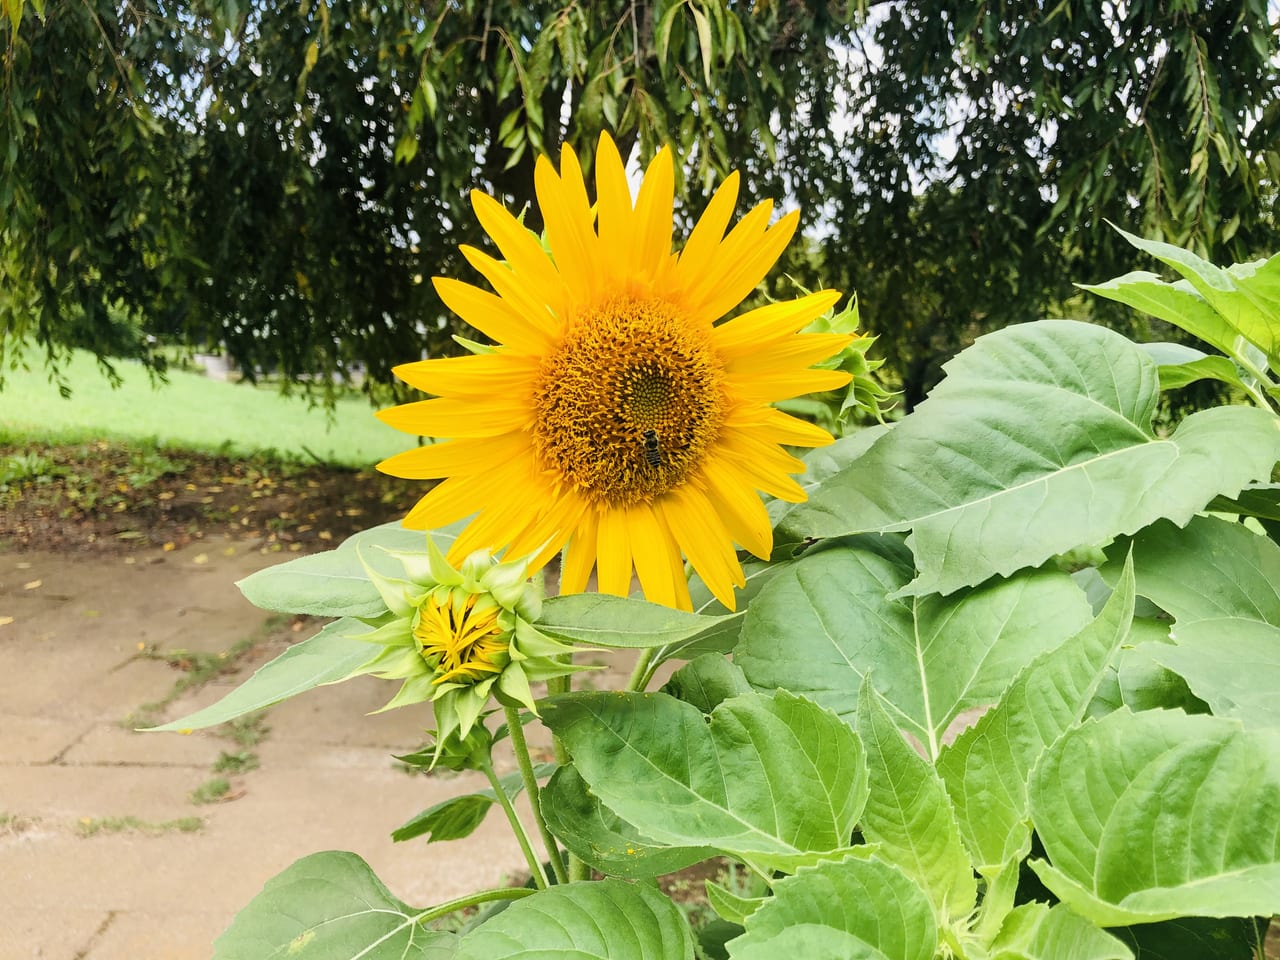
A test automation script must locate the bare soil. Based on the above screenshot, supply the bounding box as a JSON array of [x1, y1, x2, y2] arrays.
[[0, 439, 421, 556]]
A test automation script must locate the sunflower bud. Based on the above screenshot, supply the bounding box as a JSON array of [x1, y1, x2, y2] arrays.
[[354, 537, 585, 761]]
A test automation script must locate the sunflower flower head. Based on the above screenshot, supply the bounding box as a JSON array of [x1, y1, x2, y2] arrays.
[[379, 133, 855, 611], [355, 538, 580, 760]]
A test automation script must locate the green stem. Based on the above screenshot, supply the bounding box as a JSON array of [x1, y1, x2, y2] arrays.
[[504, 703, 569, 885], [973, 865, 1019, 945], [479, 754, 549, 890], [409, 885, 536, 926], [626, 647, 657, 692]]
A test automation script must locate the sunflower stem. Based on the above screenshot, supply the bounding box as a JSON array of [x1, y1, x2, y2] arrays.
[[408, 885, 536, 926], [479, 752, 549, 890], [626, 648, 656, 692], [503, 703, 569, 885], [548, 550, 589, 882]]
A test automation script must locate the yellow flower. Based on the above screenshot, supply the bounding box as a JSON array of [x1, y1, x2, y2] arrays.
[[378, 133, 851, 611]]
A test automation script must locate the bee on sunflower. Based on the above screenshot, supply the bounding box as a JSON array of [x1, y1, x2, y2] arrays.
[[377, 133, 852, 611]]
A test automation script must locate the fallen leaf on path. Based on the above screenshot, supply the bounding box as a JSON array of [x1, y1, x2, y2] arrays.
[[163, 542, 176, 552], [193, 553, 209, 565], [23, 580, 42, 590], [0, 616, 14, 627]]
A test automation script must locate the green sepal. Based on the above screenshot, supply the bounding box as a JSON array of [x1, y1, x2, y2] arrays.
[[357, 548, 419, 618]]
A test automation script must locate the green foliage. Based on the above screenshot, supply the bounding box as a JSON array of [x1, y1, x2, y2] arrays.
[[6, 2, 1278, 410], [779, 321, 1280, 596], [167, 239, 1280, 959], [0, 350, 409, 467], [212, 851, 466, 959]]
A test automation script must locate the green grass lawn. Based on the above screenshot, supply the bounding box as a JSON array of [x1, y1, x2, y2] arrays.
[[1, 350, 414, 468]]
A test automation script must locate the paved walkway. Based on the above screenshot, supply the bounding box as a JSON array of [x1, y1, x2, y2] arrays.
[[0, 539, 557, 960]]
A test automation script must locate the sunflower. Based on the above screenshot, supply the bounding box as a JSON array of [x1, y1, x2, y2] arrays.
[[377, 133, 852, 611]]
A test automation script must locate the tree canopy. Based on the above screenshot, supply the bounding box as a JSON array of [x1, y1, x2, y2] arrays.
[[2, 0, 1277, 406]]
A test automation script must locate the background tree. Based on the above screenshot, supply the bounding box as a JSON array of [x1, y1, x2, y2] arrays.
[[2, 1, 1277, 407]]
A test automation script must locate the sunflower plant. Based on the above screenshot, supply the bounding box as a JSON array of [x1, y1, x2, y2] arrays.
[[154, 141, 1280, 959]]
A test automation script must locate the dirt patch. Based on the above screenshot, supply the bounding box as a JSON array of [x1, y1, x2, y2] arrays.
[[0, 440, 423, 555]]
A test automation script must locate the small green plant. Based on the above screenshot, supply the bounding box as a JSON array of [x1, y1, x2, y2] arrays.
[[189, 778, 232, 805], [0, 812, 37, 835], [0, 451, 61, 488], [123, 446, 187, 488], [76, 815, 204, 837], [223, 713, 270, 749], [211, 750, 260, 775]]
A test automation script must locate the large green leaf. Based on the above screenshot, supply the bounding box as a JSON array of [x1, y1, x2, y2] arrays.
[[856, 680, 976, 922], [1138, 342, 1244, 391], [1098, 229, 1280, 365], [734, 536, 1091, 760], [213, 851, 460, 959], [936, 558, 1135, 872], [1203, 481, 1280, 527], [541, 690, 867, 870], [144, 618, 377, 732], [455, 878, 694, 960], [537, 594, 737, 649], [1104, 517, 1280, 727], [677, 557, 790, 661], [1028, 709, 1280, 924], [989, 903, 1132, 960], [661, 654, 753, 714], [1080, 272, 1240, 360], [726, 856, 937, 960], [1105, 517, 1280, 623], [1208, 482, 1280, 522], [541, 765, 717, 880], [237, 521, 450, 618], [780, 320, 1280, 596]]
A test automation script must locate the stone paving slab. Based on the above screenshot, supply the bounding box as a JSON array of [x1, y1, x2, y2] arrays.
[[59, 724, 223, 768], [0, 715, 92, 765], [0, 909, 108, 960], [0, 538, 535, 959]]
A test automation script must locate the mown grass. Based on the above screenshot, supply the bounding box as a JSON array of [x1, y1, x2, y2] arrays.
[[2, 350, 410, 467]]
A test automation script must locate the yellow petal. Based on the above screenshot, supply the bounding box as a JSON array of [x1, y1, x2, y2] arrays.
[[404, 471, 509, 529], [536, 153, 601, 302], [691, 209, 799, 324], [717, 434, 809, 503], [470, 190, 569, 316], [726, 335, 853, 382], [712, 290, 843, 357], [596, 507, 633, 597], [377, 397, 529, 438], [377, 433, 530, 480], [660, 487, 744, 610], [733, 367, 853, 403], [626, 503, 681, 609], [594, 133, 634, 275], [698, 457, 773, 560], [432, 276, 553, 354], [751, 408, 839, 448], [561, 511, 600, 595], [630, 146, 675, 284], [392, 354, 538, 398], [460, 246, 562, 336], [678, 171, 740, 279]]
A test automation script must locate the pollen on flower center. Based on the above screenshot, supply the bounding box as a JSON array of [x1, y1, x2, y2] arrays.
[[531, 296, 725, 505], [414, 592, 508, 685]]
